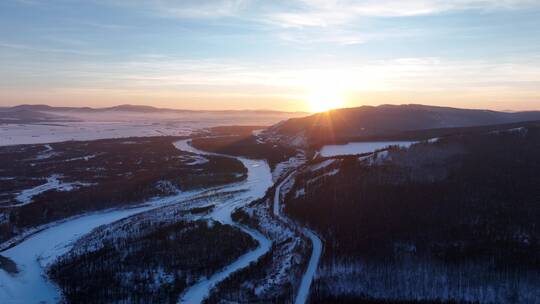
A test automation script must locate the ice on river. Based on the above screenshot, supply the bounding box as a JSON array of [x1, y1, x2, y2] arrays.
[[0, 139, 273, 304], [175, 140, 273, 303]]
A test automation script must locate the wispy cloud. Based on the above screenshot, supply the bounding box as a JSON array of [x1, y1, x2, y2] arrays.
[[113, 0, 537, 22], [106, 0, 250, 19], [2, 0, 539, 110], [105, 0, 537, 45], [4, 51, 539, 92], [3, 52, 539, 110], [0, 42, 103, 56], [267, 0, 538, 28]]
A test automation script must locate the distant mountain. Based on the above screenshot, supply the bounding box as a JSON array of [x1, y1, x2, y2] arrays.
[[0, 104, 188, 113], [263, 104, 540, 147], [0, 108, 75, 124], [3, 104, 304, 115], [0, 104, 306, 125]]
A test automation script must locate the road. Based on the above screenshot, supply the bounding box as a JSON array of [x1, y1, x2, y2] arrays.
[[273, 173, 323, 304]]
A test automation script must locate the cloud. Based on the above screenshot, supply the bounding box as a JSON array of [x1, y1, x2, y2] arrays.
[[0, 42, 103, 56], [106, 0, 250, 19], [106, 0, 536, 24], [3, 52, 540, 110], [268, 0, 538, 28], [4, 51, 539, 93], [98, 0, 538, 46]]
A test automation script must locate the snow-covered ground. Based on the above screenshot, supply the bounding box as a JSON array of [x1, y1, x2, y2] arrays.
[[0, 121, 194, 146], [319, 141, 414, 157], [0, 111, 298, 147], [272, 154, 306, 182], [174, 140, 274, 304], [12, 175, 92, 207]]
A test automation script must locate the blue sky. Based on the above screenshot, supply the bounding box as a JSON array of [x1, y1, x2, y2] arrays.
[[1, 0, 539, 111]]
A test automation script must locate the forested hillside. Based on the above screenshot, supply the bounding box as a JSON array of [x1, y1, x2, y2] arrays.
[[49, 219, 256, 303], [285, 125, 540, 303]]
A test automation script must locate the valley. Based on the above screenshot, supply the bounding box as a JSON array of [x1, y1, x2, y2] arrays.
[[1, 104, 540, 303]]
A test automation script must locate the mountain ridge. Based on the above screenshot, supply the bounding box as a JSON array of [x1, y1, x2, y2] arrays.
[[263, 104, 540, 147], [0, 104, 305, 115]]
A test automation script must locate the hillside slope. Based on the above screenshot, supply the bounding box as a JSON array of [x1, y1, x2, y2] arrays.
[[284, 122, 540, 303], [263, 104, 540, 147]]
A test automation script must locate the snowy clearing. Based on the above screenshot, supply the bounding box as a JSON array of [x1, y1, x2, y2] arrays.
[[319, 141, 414, 157], [13, 175, 92, 207], [271, 153, 306, 182]]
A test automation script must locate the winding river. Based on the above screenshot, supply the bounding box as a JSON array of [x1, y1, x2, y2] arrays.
[[1, 139, 323, 304], [174, 140, 273, 303], [0, 139, 272, 304], [0, 189, 208, 303]]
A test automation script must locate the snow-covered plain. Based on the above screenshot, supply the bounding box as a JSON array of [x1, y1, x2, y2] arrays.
[[0, 121, 193, 146], [0, 111, 302, 147], [319, 141, 414, 157]]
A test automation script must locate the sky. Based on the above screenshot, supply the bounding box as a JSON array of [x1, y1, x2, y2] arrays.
[[1, 0, 539, 112]]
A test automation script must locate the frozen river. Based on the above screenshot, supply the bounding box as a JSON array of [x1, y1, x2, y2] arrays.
[[175, 140, 273, 303], [0, 190, 205, 303], [0, 139, 272, 304]]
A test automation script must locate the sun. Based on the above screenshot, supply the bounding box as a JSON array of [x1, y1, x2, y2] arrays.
[[307, 89, 345, 113]]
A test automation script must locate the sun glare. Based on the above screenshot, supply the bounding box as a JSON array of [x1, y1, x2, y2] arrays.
[[307, 89, 345, 113]]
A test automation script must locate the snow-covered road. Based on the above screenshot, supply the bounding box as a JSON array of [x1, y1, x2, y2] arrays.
[[175, 140, 273, 303], [295, 229, 322, 304], [273, 173, 323, 304]]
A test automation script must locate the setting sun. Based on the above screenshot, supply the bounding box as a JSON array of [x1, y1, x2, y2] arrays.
[[307, 89, 345, 113]]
